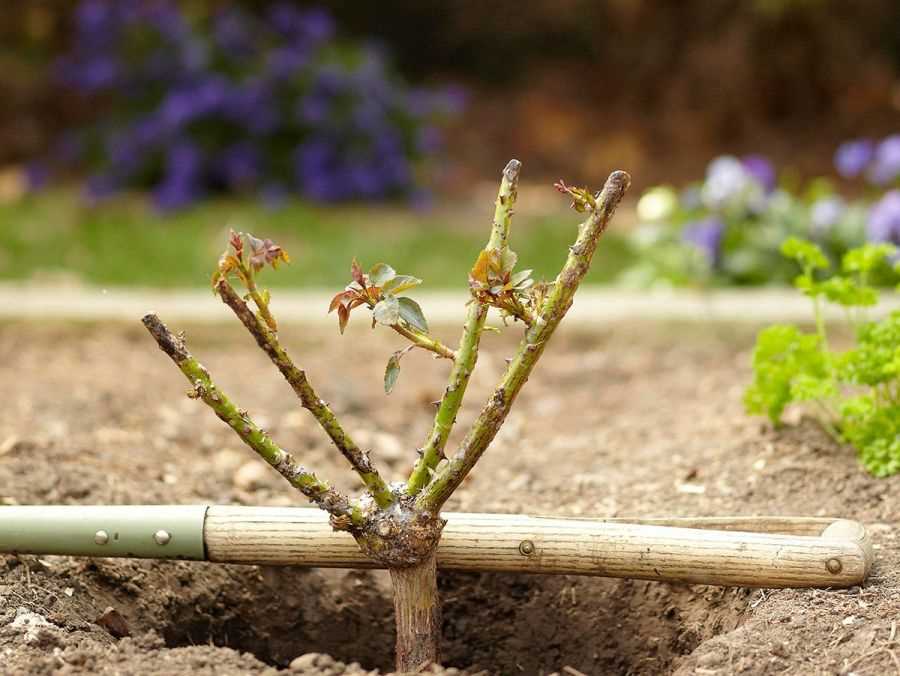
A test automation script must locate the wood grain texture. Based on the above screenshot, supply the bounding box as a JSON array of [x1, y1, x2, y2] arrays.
[[204, 507, 873, 588]]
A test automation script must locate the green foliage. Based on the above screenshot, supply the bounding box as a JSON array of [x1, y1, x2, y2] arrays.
[[781, 236, 829, 271], [329, 258, 424, 334], [329, 258, 443, 393], [397, 297, 428, 332], [0, 190, 631, 289], [468, 246, 537, 325], [745, 239, 900, 475], [744, 325, 827, 422], [384, 352, 402, 395], [212, 229, 290, 331]]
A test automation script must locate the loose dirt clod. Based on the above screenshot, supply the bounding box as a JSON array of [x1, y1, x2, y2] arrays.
[[95, 606, 130, 638]]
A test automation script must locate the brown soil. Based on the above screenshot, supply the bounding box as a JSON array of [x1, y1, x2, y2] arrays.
[[1, 319, 898, 675]]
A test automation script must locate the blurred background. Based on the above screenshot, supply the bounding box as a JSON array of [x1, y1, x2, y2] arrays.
[[1, 0, 898, 290]]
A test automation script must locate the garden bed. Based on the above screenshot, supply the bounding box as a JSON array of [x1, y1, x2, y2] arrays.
[[1, 320, 898, 675]]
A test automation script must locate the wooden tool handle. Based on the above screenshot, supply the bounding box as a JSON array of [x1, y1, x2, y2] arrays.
[[205, 507, 873, 588]]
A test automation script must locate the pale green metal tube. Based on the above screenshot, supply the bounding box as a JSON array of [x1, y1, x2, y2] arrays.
[[0, 505, 208, 560]]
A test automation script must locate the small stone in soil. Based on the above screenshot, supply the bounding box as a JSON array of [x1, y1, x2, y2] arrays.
[[95, 606, 130, 638], [233, 461, 271, 490]]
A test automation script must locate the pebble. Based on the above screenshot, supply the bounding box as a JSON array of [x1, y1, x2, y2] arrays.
[[695, 648, 726, 667], [355, 429, 406, 462], [280, 410, 307, 430], [95, 606, 130, 638], [289, 652, 347, 674], [233, 461, 271, 490], [9, 607, 59, 646], [215, 448, 247, 475]]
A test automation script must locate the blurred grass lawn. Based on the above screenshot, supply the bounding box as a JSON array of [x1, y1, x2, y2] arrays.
[[0, 190, 633, 288]]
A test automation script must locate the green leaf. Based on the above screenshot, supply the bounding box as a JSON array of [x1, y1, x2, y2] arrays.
[[373, 295, 400, 325], [781, 237, 829, 271], [793, 273, 821, 298], [384, 353, 401, 394], [383, 275, 422, 295], [509, 269, 533, 289], [743, 324, 826, 423], [840, 311, 900, 386], [369, 263, 396, 287], [398, 297, 428, 332], [789, 373, 837, 401], [500, 248, 518, 274], [820, 276, 878, 308], [842, 244, 898, 276]]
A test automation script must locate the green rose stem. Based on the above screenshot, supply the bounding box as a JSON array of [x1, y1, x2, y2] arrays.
[[390, 322, 456, 361], [418, 170, 631, 512], [406, 159, 522, 495], [141, 313, 361, 527], [216, 279, 394, 509], [240, 262, 279, 333]]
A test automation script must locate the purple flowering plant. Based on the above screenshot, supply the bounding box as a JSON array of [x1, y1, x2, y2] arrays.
[[835, 135, 900, 186], [625, 141, 900, 287], [42, 1, 461, 209]]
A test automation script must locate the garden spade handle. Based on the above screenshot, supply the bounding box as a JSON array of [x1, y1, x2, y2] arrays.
[[0, 506, 873, 588]]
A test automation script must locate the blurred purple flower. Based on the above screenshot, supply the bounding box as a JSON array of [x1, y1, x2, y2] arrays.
[[74, 0, 115, 35], [268, 4, 304, 35], [702, 156, 762, 211], [268, 4, 334, 42], [50, 1, 455, 207], [219, 143, 261, 189], [298, 95, 329, 124], [167, 143, 202, 178], [347, 165, 385, 198], [683, 217, 725, 265], [160, 90, 198, 128], [153, 179, 200, 211], [144, 3, 189, 39], [867, 190, 900, 245], [153, 143, 203, 210], [213, 9, 253, 56], [268, 46, 308, 79], [300, 8, 335, 42], [867, 135, 900, 186], [131, 115, 168, 147], [352, 103, 386, 134], [225, 80, 277, 134], [24, 163, 50, 191], [741, 155, 776, 193], [834, 139, 875, 178], [809, 196, 846, 235], [60, 57, 119, 91], [160, 78, 228, 128], [295, 140, 334, 182]]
